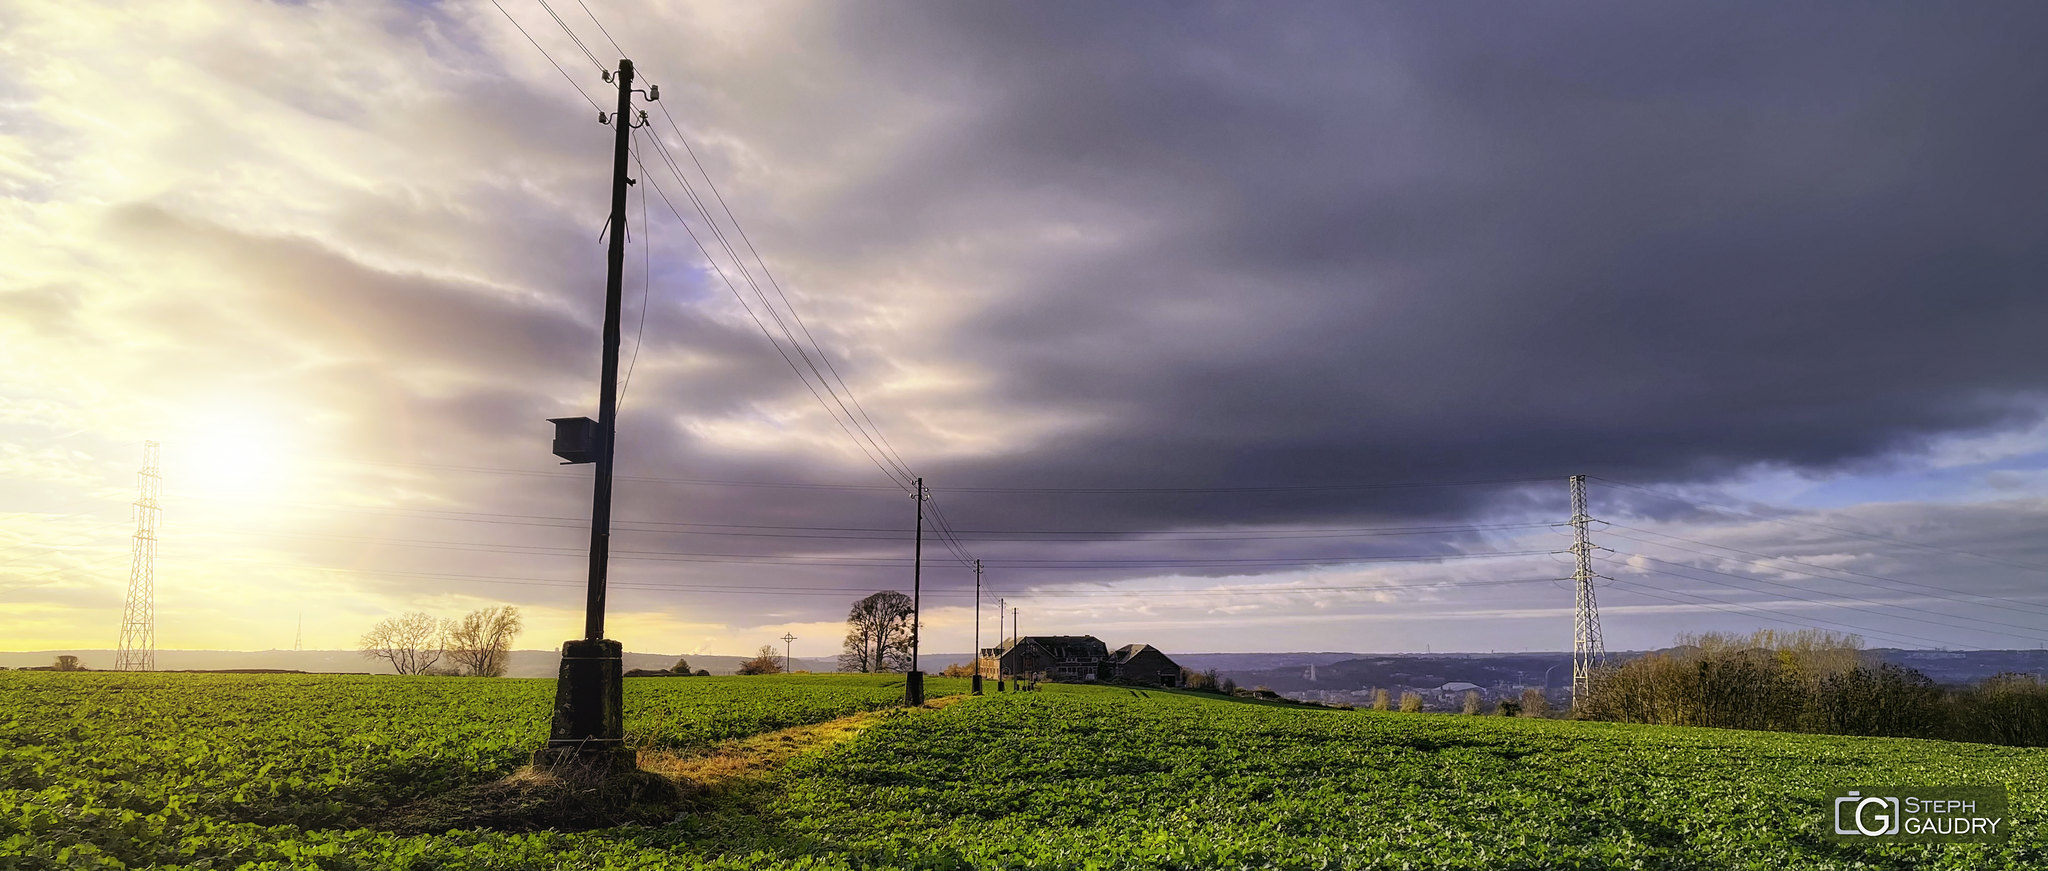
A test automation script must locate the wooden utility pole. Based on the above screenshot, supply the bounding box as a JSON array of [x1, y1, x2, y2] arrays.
[[539, 57, 651, 771], [971, 559, 983, 695], [906, 477, 928, 705]]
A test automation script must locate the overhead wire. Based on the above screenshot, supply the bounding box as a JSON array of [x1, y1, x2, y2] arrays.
[[572, 0, 627, 58], [640, 131, 919, 489], [1603, 524, 2048, 619], [487, 0, 602, 112], [1600, 573, 1970, 650], [649, 98, 923, 484], [618, 129, 652, 408], [532, 0, 606, 70], [1594, 476, 2048, 576], [1611, 552, 2043, 642], [631, 149, 916, 490]]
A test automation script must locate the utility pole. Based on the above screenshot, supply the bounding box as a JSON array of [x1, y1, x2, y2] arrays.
[[781, 632, 797, 674], [115, 440, 160, 672], [906, 477, 928, 705], [539, 57, 653, 771], [996, 595, 1006, 691], [1570, 474, 1606, 711], [293, 613, 302, 653], [971, 559, 983, 695]]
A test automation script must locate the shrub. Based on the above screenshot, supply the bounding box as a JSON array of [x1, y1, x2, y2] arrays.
[[940, 663, 977, 678], [1372, 688, 1391, 711], [1520, 688, 1549, 718], [737, 645, 784, 675], [1497, 700, 1521, 717], [671, 657, 691, 674], [53, 655, 82, 672], [1949, 673, 2048, 747], [1399, 692, 1422, 713], [1182, 668, 1226, 693]]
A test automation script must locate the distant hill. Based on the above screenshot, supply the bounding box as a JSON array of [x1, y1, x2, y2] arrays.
[[12, 647, 2041, 684], [0, 649, 983, 677], [1199, 649, 2048, 698]]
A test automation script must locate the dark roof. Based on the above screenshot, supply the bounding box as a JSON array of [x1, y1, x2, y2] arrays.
[[1108, 643, 1153, 664], [1013, 635, 1109, 658]]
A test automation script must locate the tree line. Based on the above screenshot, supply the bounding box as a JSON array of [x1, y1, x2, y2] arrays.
[[1578, 629, 2048, 747], [358, 605, 522, 676]]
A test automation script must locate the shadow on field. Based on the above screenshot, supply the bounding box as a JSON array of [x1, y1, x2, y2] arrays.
[[369, 697, 961, 836], [380, 764, 686, 834]]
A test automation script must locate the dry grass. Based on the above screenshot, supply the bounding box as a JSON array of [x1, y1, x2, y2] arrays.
[[641, 694, 965, 793], [384, 694, 966, 833]]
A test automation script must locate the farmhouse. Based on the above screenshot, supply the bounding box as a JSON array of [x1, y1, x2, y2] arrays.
[[979, 635, 1184, 687], [1106, 644, 1182, 686]]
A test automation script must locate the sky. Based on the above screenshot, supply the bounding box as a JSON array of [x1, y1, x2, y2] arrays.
[[5, 1, 2048, 660]]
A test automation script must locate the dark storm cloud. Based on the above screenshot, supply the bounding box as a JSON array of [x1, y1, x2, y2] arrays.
[[56, 0, 2045, 648], [709, 1, 2048, 538]]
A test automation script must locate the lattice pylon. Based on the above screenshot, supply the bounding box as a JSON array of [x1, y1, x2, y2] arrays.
[[115, 441, 160, 672], [1570, 474, 1605, 709]]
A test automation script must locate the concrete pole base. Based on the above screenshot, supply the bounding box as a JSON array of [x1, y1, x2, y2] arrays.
[[904, 669, 925, 706], [971, 674, 983, 695], [537, 638, 629, 772]]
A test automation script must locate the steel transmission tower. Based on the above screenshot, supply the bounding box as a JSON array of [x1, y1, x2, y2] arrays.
[[115, 441, 161, 672], [1569, 474, 1605, 709]]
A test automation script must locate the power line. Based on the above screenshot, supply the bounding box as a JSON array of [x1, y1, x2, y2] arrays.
[[532, 0, 605, 70], [1603, 524, 2048, 619], [633, 151, 916, 491], [640, 133, 920, 489], [1613, 552, 2045, 642], [182, 524, 1551, 569], [167, 495, 1554, 541], [1601, 574, 1970, 650], [618, 130, 652, 409], [938, 476, 1558, 494], [161, 555, 1562, 600], [572, 0, 627, 58], [649, 99, 923, 485], [487, 0, 602, 112], [1594, 476, 2048, 576]]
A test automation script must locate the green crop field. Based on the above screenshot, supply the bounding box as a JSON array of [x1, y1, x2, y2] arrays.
[[3, 673, 2041, 870]]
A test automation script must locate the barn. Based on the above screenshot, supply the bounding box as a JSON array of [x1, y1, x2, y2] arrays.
[[1106, 643, 1183, 687], [979, 635, 1183, 687]]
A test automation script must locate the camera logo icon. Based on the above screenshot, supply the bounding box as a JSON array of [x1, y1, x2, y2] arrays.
[[1834, 791, 1901, 836]]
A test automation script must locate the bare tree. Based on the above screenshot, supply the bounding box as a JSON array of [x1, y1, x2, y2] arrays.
[[838, 591, 915, 673], [445, 605, 522, 677], [53, 655, 82, 672], [1520, 687, 1550, 718], [1372, 688, 1391, 711], [358, 612, 446, 675], [737, 644, 784, 675], [1462, 690, 1482, 715], [1399, 691, 1423, 713]]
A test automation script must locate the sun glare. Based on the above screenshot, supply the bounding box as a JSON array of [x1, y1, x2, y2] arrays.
[[168, 409, 299, 499]]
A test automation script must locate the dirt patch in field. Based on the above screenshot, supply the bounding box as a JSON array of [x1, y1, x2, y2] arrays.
[[381, 694, 965, 833], [381, 764, 685, 834], [643, 694, 965, 793]]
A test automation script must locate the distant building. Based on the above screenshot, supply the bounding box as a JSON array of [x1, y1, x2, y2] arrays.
[[979, 635, 1183, 687], [1106, 644, 1182, 686]]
